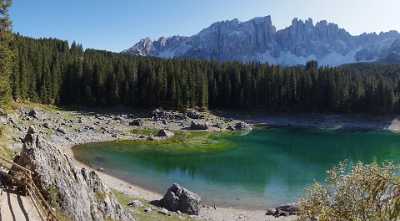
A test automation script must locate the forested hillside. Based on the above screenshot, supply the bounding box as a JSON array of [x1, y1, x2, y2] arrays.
[[10, 35, 400, 114]]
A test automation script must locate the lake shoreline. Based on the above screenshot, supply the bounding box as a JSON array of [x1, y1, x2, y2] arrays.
[[72, 142, 275, 211], [217, 112, 400, 132], [7, 104, 400, 220], [6, 104, 294, 221]]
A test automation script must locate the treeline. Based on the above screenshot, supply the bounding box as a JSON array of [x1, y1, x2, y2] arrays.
[[10, 35, 400, 114]]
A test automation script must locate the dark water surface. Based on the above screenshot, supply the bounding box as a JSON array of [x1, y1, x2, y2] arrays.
[[73, 127, 400, 208]]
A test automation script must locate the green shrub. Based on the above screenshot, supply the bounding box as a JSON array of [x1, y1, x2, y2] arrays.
[[299, 161, 400, 221]]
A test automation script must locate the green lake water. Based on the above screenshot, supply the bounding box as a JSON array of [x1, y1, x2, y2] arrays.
[[73, 127, 400, 208]]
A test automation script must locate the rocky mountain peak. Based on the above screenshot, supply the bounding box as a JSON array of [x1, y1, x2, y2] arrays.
[[124, 15, 400, 66]]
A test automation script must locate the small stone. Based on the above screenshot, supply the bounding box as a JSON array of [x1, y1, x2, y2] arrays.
[[226, 126, 235, 131], [265, 209, 275, 216], [144, 207, 152, 213], [28, 109, 39, 119], [190, 121, 209, 130], [265, 204, 299, 217], [27, 126, 36, 134], [234, 122, 252, 130], [186, 110, 202, 119], [127, 200, 144, 208], [158, 208, 170, 216], [56, 127, 66, 134], [43, 122, 50, 128], [97, 167, 105, 172], [129, 119, 144, 126], [157, 129, 174, 138]]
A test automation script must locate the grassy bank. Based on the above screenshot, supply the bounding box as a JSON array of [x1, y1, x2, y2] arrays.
[[114, 130, 239, 154], [0, 126, 15, 160]]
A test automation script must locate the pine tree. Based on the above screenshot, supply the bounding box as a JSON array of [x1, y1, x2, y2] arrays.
[[0, 0, 13, 106]]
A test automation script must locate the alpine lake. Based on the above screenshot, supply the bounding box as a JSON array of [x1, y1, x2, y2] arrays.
[[73, 126, 400, 209]]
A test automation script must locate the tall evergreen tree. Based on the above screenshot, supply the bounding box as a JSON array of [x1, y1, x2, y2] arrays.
[[0, 0, 13, 106]]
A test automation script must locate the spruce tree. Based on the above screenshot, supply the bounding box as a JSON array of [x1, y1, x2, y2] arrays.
[[0, 0, 13, 106]]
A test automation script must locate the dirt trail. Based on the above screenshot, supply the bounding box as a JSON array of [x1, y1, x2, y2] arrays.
[[0, 190, 41, 221]]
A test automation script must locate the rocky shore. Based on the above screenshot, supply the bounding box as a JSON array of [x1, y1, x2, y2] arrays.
[[4, 104, 400, 220], [1, 104, 297, 221], [5, 104, 400, 220]]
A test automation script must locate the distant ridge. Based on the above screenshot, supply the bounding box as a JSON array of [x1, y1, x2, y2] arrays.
[[124, 16, 400, 66]]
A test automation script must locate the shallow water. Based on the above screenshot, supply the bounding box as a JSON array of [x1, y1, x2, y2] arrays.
[[73, 127, 400, 208]]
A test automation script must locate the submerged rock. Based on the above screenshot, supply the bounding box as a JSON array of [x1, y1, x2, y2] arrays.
[[11, 130, 134, 221], [154, 183, 201, 215]]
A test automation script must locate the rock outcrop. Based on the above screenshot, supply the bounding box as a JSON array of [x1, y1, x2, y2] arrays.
[[154, 183, 201, 215], [265, 204, 299, 217], [12, 129, 134, 221], [124, 16, 400, 66]]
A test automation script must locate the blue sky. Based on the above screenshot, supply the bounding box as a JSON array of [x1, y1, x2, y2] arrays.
[[11, 0, 400, 52]]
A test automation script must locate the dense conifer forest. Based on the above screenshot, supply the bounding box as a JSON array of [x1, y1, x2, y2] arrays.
[[9, 35, 400, 114]]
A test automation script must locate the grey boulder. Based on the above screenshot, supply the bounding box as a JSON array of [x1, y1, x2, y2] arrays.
[[155, 183, 201, 215], [190, 121, 209, 130]]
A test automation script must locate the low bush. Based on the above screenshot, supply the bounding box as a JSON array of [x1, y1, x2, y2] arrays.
[[299, 161, 400, 221]]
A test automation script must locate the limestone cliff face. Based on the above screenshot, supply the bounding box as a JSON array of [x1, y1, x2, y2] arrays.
[[14, 131, 134, 221], [124, 16, 400, 66]]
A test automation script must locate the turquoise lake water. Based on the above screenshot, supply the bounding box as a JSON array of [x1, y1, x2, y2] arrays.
[[73, 127, 400, 208]]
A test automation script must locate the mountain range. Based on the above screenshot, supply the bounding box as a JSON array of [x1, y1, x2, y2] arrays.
[[123, 16, 400, 66]]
